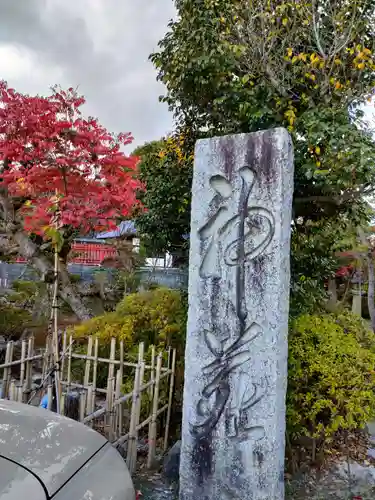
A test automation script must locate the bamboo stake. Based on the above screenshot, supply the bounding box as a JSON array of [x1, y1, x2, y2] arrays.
[[105, 338, 116, 414], [17, 384, 23, 403], [119, 340, 124, 382], [136, 342, 145, 405], [51, 188, 61, 414], [67, 335, 73, 387], [127, 363, 141, 474], [133, 360, 145, 465], [6, 342, 14, 398], [53, 246, 61, 414], [19, 340, 27, 390], [60, 392, 66, 416], [163, 349, 177, 452], [25, 337, 34, 395], [47, 384, 53, 410], [9, 380, 16, 401], [133, 343, 145, 463], [147, 354, 162, 469], [86, 384, 94, 424], [84, 336, 93, 387], [114, 370, 122, 439], [138, 342, 144, 365], [79, 391, 87, 422], [167, 346, 171, 370], [106, 377, 115, 441], [42, 337, 48, 381], [105, 374, 112, 414], [61, 331, 67, 380], [108, 338, 116, 381], [2, 342, 11, 398], [148, 345, 156, 454], [118, 340, 124, 436], [149, 345, 155, 399], [92, 337, 99, 411]]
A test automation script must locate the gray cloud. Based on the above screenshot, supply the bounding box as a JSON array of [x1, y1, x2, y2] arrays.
[[0, 0, 176, 149]]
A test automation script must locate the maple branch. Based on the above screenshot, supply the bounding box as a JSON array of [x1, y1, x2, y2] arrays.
[[0, 81, 138, 318]]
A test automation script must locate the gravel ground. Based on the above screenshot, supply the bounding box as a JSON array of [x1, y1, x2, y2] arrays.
[[133, 423, 375, 499], [133, 472, 177, 500]]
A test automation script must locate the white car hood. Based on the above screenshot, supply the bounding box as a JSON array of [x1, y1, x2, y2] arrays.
[[0, 399, 107, 496]]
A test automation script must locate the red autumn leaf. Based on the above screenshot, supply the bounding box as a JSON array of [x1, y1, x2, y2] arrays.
[[0, 80, 143, 237]]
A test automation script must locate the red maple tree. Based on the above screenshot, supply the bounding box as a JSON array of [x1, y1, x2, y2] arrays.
[[0, 81, 140, 236], [0, 81, 142, 319]]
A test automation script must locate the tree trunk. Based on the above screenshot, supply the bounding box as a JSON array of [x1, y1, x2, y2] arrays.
[[0, 188, 93, 321], [58, 261, 94, 320], [14, 230, 93, 321], [367, 253, 375, 332]]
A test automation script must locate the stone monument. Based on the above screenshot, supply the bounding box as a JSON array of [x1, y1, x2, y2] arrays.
[[180, 129, 294, 500]]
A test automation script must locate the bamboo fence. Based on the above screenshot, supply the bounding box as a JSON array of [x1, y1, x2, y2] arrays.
[[0, 334, 176, 474]]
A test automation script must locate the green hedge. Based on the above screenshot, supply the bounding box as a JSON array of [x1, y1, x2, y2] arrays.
[[287, 311, 375, 453], [71, 287, 187, 403]]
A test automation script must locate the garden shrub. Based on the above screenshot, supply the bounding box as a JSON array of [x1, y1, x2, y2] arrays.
[[8, 280, 51, 320], [0, 304, 33, 339], [7, 280, 40, 307], [287, 311, 375, 456], [69, 273, 81, 283], [71, 287, 187, 411], [11, 280, 39, 296], [74, 287, 187, 351]]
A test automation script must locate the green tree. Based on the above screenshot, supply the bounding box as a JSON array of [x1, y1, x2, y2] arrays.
[[133, 136, 193, 266], [151, 0, 375, 310]]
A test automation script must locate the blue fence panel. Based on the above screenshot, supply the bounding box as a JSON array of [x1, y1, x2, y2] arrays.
[[0, 262, 188, 291]]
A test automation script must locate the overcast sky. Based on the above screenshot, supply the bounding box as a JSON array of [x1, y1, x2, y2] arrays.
[[1, 0, 374, 155], [0, 0, 176, 151]]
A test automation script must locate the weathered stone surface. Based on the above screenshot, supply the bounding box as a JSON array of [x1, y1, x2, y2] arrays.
[[180, 129, 294, 500], [163, 441, 181, 484]]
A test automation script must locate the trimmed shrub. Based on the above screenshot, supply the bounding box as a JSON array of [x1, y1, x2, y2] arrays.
[[287, 311, 375, 454], [71, 287, 187, 400]]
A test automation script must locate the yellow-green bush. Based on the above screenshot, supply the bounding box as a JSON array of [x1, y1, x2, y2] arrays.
[[287, 311, 375, 453], [74, 287, 187, 351], [71, 287, 187, 398]]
